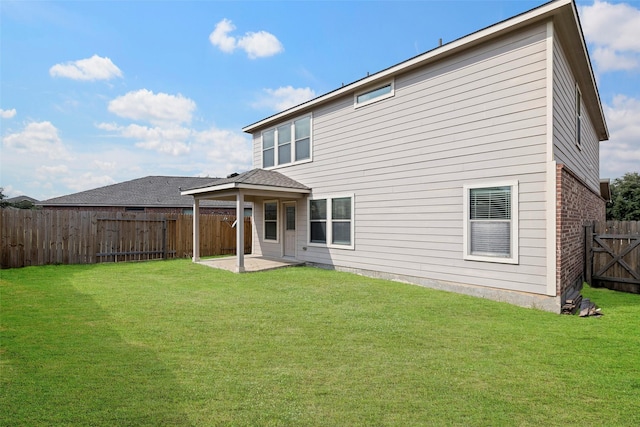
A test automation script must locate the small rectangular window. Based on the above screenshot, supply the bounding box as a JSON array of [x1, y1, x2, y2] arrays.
[[575, 85, 582, 149], [355, 80, 394, 108], [264, 201, 278, 241]]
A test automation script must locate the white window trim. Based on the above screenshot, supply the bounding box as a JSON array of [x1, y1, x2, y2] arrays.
[[354, 79, 395, 109], [308, 194, 355, 250], [263, 200, 279, 243], [261, 114, 313, 169], [575, 83, 583, 151], [463, 181, 519, 264]]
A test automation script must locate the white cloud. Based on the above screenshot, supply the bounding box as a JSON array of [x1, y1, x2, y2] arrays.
[[196, 128, 253, 172], [108, 89, 196, 126], [98, 122, 192, 156], [62, 173, 116, 192], [592, 47, 638, 73], [601, 95, 640, 178], [253, 86, 316, 111], [93, 160, 117, 171], [237, 31, 284, 59], [37, 165, 69, 177], [0, 108, 16, 119], [580, 1, 640, 72], [2, 121, 70, 159], [209, 18, 283, 59], [209, 18, 237, 53], [49, 54, 123, 81]]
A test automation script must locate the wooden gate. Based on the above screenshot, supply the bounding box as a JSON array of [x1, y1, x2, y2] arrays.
[[585, 221, 640, 293], [96, 216, 176, 262]]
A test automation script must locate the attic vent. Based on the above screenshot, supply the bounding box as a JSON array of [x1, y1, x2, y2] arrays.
[[227, 172, 239, 178]]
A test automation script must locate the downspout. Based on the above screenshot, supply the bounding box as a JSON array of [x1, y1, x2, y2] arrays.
[[545, 20, 558, 297]]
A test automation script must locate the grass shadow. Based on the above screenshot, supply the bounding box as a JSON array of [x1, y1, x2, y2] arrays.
[[1, 264, 193, 426]]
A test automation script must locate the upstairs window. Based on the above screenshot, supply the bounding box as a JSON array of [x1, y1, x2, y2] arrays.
[[463, 182, 518, 264], [263, 130, 275, 168], [262, 115, 312, 168], [355, 80, 394, 108]]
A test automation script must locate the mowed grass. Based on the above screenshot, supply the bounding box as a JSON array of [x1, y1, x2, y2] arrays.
[[1, 260, 639, 426]]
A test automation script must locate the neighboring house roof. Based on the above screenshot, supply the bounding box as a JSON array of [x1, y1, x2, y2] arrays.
[[182, 168, 311, 196], [5, 195, 38, 204], [242, 0, 607, 142], [38, 176, 241, 208]]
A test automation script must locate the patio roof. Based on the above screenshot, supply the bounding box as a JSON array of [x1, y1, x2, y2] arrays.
[[180, 168, 311, 200]]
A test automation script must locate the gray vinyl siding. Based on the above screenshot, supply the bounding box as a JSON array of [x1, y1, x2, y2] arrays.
[[253, 24, 550, 295], [552, 37, 600, 191]]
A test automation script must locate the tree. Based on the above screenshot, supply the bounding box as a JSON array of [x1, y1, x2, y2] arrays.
[[0, 187, 8, 208], [606, 172, 640, 221]]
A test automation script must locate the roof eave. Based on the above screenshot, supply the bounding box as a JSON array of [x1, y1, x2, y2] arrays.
[[182, 182, 311, 197], [242, 0, 576, 134]]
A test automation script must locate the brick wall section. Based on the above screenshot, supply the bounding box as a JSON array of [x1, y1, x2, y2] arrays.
[[556, 164, 605, 297]]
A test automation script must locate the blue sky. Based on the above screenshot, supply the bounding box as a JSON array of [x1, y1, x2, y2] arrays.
[[1, 0, 639, 200]]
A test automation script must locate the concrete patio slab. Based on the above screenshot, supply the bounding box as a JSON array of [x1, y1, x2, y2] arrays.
[[197, 255, 304, 273]]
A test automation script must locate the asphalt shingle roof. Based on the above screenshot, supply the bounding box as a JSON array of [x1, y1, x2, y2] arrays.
[[185, 169, 310, 192], [39, 176, 238, 208]]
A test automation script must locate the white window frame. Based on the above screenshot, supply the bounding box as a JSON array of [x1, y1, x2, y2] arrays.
[[308, 194, 355, 250], [261, 114, 313, 169], [463, 181, 518, 264], [263, 200, 279, 242], [354, 79, 395, 109], [575, 84, 582, 150]]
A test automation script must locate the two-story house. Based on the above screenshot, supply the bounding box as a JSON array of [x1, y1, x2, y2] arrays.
[[183, 0, 609, 312]]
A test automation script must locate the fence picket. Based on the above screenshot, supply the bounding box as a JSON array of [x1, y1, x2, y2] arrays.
[[1, 210, 251, 268]]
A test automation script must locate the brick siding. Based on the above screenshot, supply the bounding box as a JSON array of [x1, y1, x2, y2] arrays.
[[556, 164, 605, 297]]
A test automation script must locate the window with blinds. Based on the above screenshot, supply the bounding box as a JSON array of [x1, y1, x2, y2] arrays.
[[464, 182, 518, 264], [469, 187, 511, 257]]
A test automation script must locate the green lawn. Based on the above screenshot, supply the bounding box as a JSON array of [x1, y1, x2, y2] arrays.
[[1, 260, 639, 426]]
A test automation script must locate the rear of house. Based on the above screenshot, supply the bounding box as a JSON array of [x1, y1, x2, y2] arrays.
[[187, 0, 608, 312]]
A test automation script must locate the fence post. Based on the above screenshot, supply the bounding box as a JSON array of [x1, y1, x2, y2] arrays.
[[585, 223, 593, 285], [162, 218, 168, 259]]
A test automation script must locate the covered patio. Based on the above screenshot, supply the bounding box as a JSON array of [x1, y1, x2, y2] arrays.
[[181, 169, 311, 273]]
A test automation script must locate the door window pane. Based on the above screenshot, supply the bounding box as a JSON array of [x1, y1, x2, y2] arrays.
[[286, 206, 296, 231]]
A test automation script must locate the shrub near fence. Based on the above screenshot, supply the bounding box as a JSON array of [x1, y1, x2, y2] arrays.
[[0, 209, 251, 269]]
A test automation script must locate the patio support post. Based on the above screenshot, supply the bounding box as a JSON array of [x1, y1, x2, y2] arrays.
[[192, 198, 200, 262], [236, 191, 245, 272]]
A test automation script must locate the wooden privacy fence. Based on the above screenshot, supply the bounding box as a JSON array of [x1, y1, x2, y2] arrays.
[[585, 221, 640, 293], [0, 209, 251, 269]]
